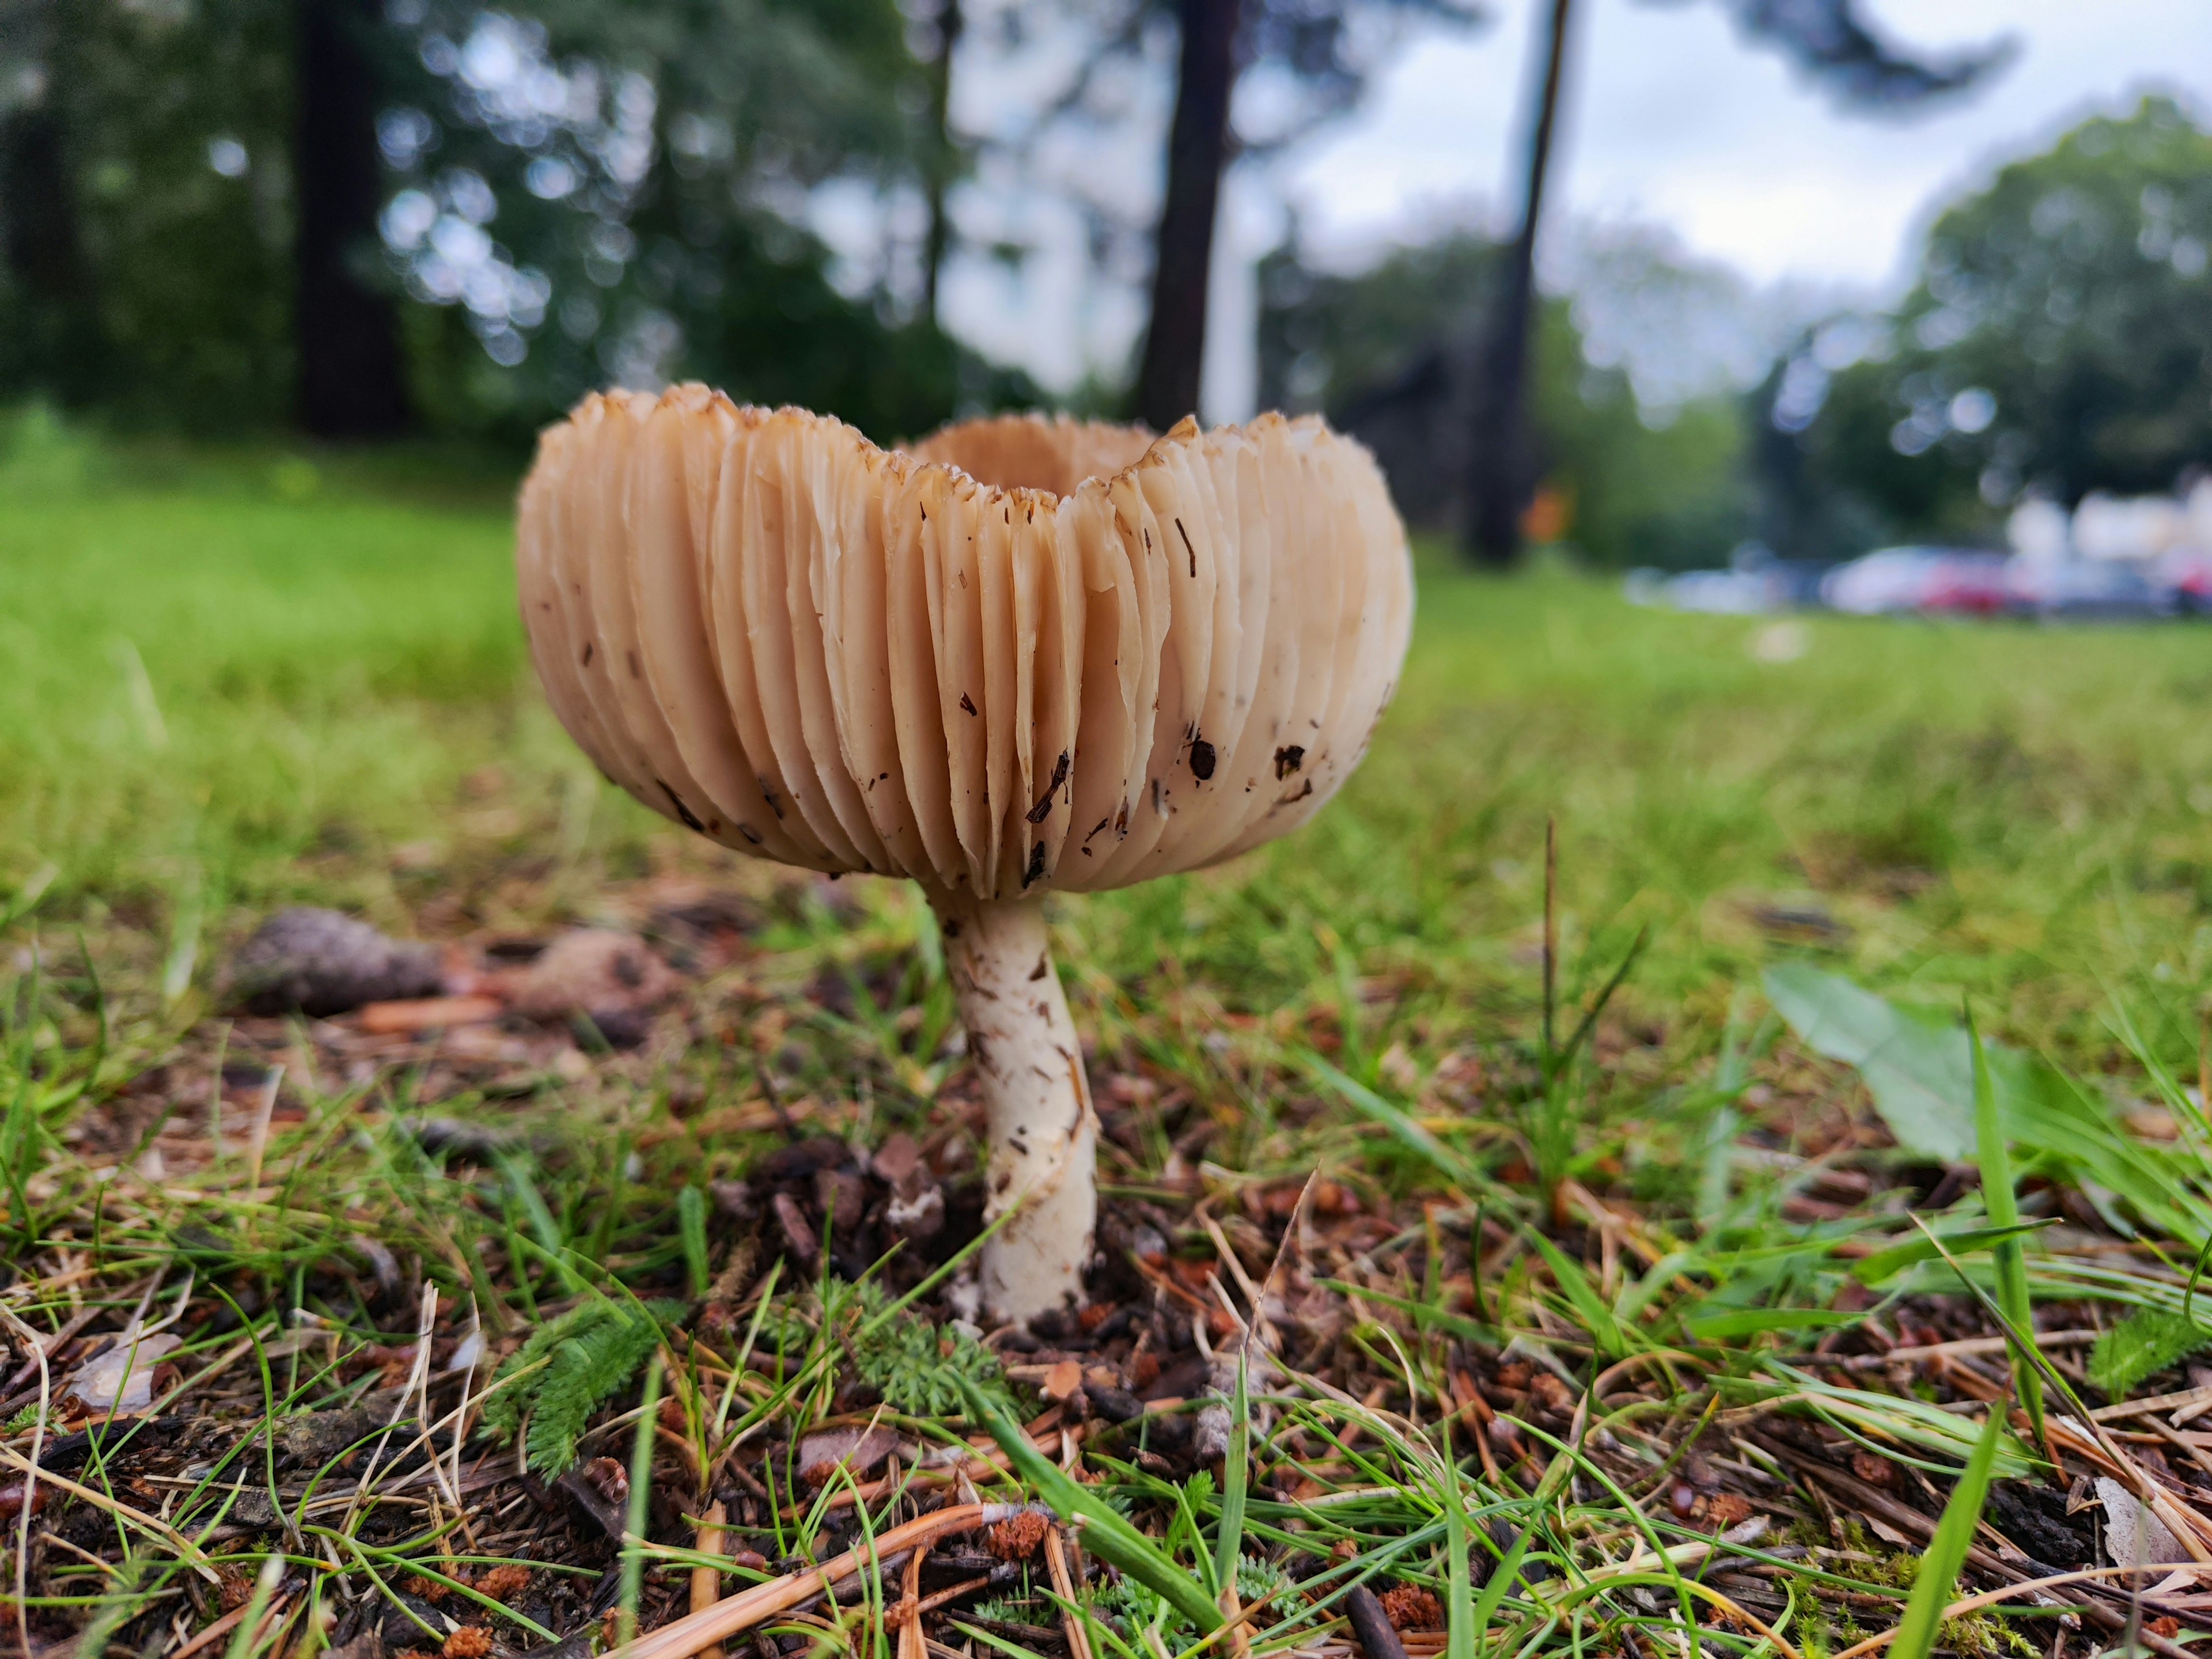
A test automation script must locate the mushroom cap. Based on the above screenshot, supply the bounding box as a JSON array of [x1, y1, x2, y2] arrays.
[[516, 388, 1414, 903]]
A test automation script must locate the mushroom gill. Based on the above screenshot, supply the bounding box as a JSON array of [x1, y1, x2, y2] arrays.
[[516, 390, 1414, 1320]]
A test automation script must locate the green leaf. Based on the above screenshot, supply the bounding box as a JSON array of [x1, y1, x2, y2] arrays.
[[1681, 1305, 1858, 1340], [1525, 1230, 1630, 1358], [1970, 1006, 2042, 1436], [1849, 1220, 2053, 1286], [1211, 1354, 1248, 1596], [2088, 1308, 2212, 1400], [1318, 1280, 1498, 1346], [1442, 1428, 1475, 1659], [953, 1374, 1223, 1637], [1301, 1054, 1483, 1191], [1764, 964, 1981, 1158], [678, 1185, 710, 1300], [1885, 1404, 2006, 1659]]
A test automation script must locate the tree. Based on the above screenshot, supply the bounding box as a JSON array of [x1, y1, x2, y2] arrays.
[[1259, 227, 1750, 567], [1769, 97, 2212, 550], [1133, 0, 1483, 430], [1464, 0, 2011, 565], [296, 0, 412, 437], [0, 0, 108, 406], [0, 0, 294, 427]]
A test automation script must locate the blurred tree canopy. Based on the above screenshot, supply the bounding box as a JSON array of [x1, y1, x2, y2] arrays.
[[1259, 230, 1749, 567], [1767, 95, 2212, 554], [0, 0, 1038, 444]]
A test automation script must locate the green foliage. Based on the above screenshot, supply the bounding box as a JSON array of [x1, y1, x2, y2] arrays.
[[3, 0, 294, 426], [1091, 1555, 1304, 1643], [1255, 232, 1751, 567], [2088, 1308, 2212, 1400], [480, 1298, 679, 1475], [957, 1372, 1225, 1636], [678, 1185, 710, 1300], [751, 1277, 1017, 1419], [1885, 1405, 2006, 1659], [1786, 94, 2212, 539], [840, 1279, 1016, 1419], [2, 0, 1038, 440]]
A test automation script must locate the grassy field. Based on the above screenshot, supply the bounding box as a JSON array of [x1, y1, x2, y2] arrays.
[[9, 427, 2212, 1659], [6, 433, 2210, 1071]]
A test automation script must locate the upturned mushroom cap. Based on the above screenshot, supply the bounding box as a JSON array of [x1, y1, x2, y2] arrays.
[[516, 388, 1414, 903]]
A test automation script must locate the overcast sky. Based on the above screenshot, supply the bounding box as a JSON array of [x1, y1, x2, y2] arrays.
[[1287, 0, 2212, 289], [930, 0, 2212, 419]]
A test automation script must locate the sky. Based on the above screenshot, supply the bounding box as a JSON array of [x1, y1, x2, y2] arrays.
[[933, 0, 2212, 423]]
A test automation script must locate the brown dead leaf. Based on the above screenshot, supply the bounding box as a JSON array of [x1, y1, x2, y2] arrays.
[[1041, 1360, 1084, 1401], [798, 1424, 897, 1486]]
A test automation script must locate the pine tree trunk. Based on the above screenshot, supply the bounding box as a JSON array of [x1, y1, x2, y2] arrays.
[[922, 0, 963, 323], [0, 99, 105, 402], [1134, 0, 1238, 434], [1464, 0, 1574, 566], [295, 0, 410, 438]]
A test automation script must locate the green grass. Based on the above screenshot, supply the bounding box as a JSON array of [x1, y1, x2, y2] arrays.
[[6, 440, 2210, 1080], [12, 426, 2212, 1659]]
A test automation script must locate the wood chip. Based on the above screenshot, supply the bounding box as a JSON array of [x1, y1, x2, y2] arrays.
[[357, 997, 503, 1035]]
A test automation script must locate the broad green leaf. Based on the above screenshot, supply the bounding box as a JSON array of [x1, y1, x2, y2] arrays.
[[1212, 1354, 1248, 1595], [1763, 964, 1982, 1158], [1302, 1054, 1484, 1191], [1526, 1230, 1631, 1358]]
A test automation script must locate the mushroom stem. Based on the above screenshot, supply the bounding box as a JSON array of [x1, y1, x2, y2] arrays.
[[938, 893, 1097, 1323]]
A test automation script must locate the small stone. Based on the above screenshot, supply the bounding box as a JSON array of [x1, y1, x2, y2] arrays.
[[507, 930, 680, 1047]]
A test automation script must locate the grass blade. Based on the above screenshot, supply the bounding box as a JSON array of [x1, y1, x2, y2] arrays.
[[955, 1375, 1224, 1635], [617, 1355, 665, 1645], [1442, 1426, 1474, 1659], [1211, 1351, 1248, 1594], [1969, 1003, 2042, 1440], [1884, 1403, 2006, 1659], [678, 1185, 710, 1300]]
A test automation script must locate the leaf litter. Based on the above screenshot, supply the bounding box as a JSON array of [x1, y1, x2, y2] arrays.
[[9, 858, 2212, 1659]]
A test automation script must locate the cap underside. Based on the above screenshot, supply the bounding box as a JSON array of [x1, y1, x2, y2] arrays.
[[516, 391, 1414, 902]]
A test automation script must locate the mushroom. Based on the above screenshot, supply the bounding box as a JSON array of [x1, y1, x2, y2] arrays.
[[516, 390, 1414, 1321]]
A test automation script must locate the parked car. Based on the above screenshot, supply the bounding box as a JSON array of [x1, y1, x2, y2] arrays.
[[1821, 547, 2012, 616], [2007, 556, 2174, 619]]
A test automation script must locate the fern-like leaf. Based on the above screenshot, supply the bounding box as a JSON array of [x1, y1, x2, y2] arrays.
[[482, 1299, 677, 1475], [2089, 1308, 2212, 1401]]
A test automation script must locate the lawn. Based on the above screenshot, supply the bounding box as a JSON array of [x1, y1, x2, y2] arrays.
[[6, 448, 2209, 1070], [7, 441, 2212, 1659]]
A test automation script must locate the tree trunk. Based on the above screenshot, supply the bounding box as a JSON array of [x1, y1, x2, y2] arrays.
[[0, 99, 105, 402], [1464, 0, 1574, 566], [295, 0, 410, 438], [1134, 0, 1238, 434], [922, 0, 963, 323]]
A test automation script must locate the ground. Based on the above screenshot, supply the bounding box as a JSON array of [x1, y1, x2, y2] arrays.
[[6, 442, 2212, 1659]]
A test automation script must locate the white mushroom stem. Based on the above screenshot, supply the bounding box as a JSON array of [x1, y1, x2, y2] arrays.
[[938, 894, 1097, 1324]]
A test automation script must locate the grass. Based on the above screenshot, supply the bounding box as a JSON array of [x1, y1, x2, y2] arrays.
[[7, 414, 2212, 1659]]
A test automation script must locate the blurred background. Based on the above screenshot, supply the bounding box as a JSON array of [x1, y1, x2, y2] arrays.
[[3, 0, 2210, 582]]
